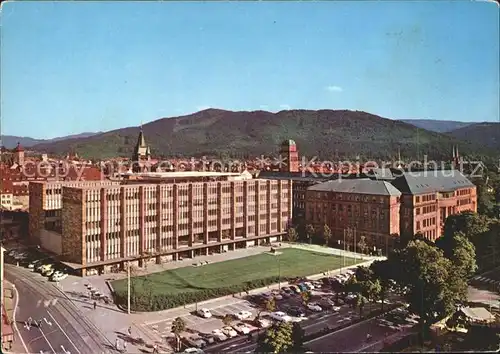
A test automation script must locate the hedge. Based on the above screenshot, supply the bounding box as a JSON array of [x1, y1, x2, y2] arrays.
[[114, 275, 286, 312]]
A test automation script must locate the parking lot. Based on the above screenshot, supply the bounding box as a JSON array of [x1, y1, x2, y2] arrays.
[[133, 266, 401, 352]]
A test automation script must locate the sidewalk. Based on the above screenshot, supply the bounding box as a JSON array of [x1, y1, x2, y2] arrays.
[[2, 281, 26, 354], [56, 243, 382, 353]]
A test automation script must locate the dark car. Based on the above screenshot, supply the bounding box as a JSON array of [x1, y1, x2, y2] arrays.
[[288, 307, 306, 318]]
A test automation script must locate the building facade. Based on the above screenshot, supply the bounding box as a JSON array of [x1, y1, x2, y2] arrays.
[[391, 171, 477, 241], [29, 174, 292, 276], [305, 179, 402, 251]]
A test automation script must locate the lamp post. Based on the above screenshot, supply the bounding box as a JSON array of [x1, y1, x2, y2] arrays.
[[276, 253, 281, 290], [127, 261, 131, 315]]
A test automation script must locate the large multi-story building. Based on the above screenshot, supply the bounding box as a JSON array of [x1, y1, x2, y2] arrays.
[[305, 179, 402, 251], [304, 170, 477, 253], [29, 172, 292, 276], [391, 171, 477, 241]]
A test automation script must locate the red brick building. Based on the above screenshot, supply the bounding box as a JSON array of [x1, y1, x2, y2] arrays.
[[391, 170, 477, 241], [305, 178, 402, 251]]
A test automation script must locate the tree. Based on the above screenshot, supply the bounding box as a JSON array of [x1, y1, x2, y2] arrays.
[[355, 295, 367, 316], [391, 240, 468, 337], [369, 260, 393, 311], [301, 291, 311, 307], [222, 314, 233, 327], [322, 224, 332, 246], [443, 212, 490, 242], [257, 322, 295, 353], [286, 226, 298, 243], [305, 224, 315, 244], [436, 231, 477, 279], [171, 317, 186, 352], [357, 235, 367, 254], [257, 297, 276, 319]]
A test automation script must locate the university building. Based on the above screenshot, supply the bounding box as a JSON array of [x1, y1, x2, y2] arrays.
[[29, 172, 292, 276], [305, 170, 477, 252]]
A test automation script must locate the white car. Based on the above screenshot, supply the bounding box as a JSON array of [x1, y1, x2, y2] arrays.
[[307, 303, 323, 312], [303, 282, 315, 290], [269, 311, 292, 322], [51, 272, 68, 282], [332, 306, 341, 312], [222, 326, 238, 338], [211, 329, 228, 342], [233, 323, 251, 334], [183, 348, 204, 354], [256, 318, 271, 328], [197, 308, 212, 318], [235, 310, 252, 320]]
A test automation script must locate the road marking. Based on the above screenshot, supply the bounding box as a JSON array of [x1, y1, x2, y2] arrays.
[[38, 326, 56, 354], [60, 345, 71, 354], [47, 310, 81, 354], [43, 317, 53, 326]]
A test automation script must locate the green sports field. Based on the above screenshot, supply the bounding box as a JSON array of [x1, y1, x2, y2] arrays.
[[112, 248, 359, 297]]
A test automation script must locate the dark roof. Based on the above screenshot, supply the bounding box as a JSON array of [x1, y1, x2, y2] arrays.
[[391, 170, 475, 195], [366, 168, 396, 181], [136, 128, 147, 148], [258, 170, 367, 182], [308, 178, 401, 196]]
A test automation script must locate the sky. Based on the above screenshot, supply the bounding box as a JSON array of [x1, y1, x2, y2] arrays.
[[1, 1, 499, 139]]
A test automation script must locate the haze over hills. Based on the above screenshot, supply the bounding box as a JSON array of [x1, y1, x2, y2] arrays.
[[29, 109, 497, 161], [0, 132, 101, 149], [400, 119, 473, 133], [447, 122, 500, 151]]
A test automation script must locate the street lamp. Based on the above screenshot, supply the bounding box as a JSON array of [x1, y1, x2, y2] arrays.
[[278, 255, 281, 290], [127, 260, 131, 315]]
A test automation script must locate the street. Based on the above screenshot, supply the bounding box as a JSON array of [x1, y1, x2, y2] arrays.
[[5, 264, 115, 354], [204, 300, 399, 353]]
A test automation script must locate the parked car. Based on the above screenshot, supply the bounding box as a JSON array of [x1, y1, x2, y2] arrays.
[[255, 318, 271, 328], [222, 326, 238, 338], [50, 272, 68, 282], [197, 308, 212, 318], [235, 310, 252, 320], [185, 335, 206, 349], [211, 329, 228, 342], [288, 307, 306, 318], [269, 311, 292, 322], [233, 323, 251, 334], [303, 282, 315, 290], [297, 283, 308, 292], [183, 348, 204, 354], [307, 302, 323, 312], [289, 285, 301, 294]]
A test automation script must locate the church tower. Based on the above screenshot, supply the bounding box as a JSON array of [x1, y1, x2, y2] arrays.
[[279, 139, 299, 173], [132, 125, 151, 172], [13, 142, 25, 166]]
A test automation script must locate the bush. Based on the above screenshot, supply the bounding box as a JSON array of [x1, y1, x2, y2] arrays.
[[114, 275, 285, 312]]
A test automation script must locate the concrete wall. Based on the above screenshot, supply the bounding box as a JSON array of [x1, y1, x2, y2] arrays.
[[39, 229, 62, 255]]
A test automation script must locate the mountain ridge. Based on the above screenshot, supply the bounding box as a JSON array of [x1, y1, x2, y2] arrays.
[[0, 132, 102, 149], [28, 109, 497, 161]]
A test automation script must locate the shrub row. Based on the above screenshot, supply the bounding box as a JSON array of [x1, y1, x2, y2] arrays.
[[114, 275, 287, 312]]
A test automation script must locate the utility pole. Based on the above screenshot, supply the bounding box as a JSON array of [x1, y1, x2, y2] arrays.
[[342, 229, 346, 274], [127, 261, 131, 315]]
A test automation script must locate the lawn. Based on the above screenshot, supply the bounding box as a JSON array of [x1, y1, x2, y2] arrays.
[[112, 248, 359, 297]]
